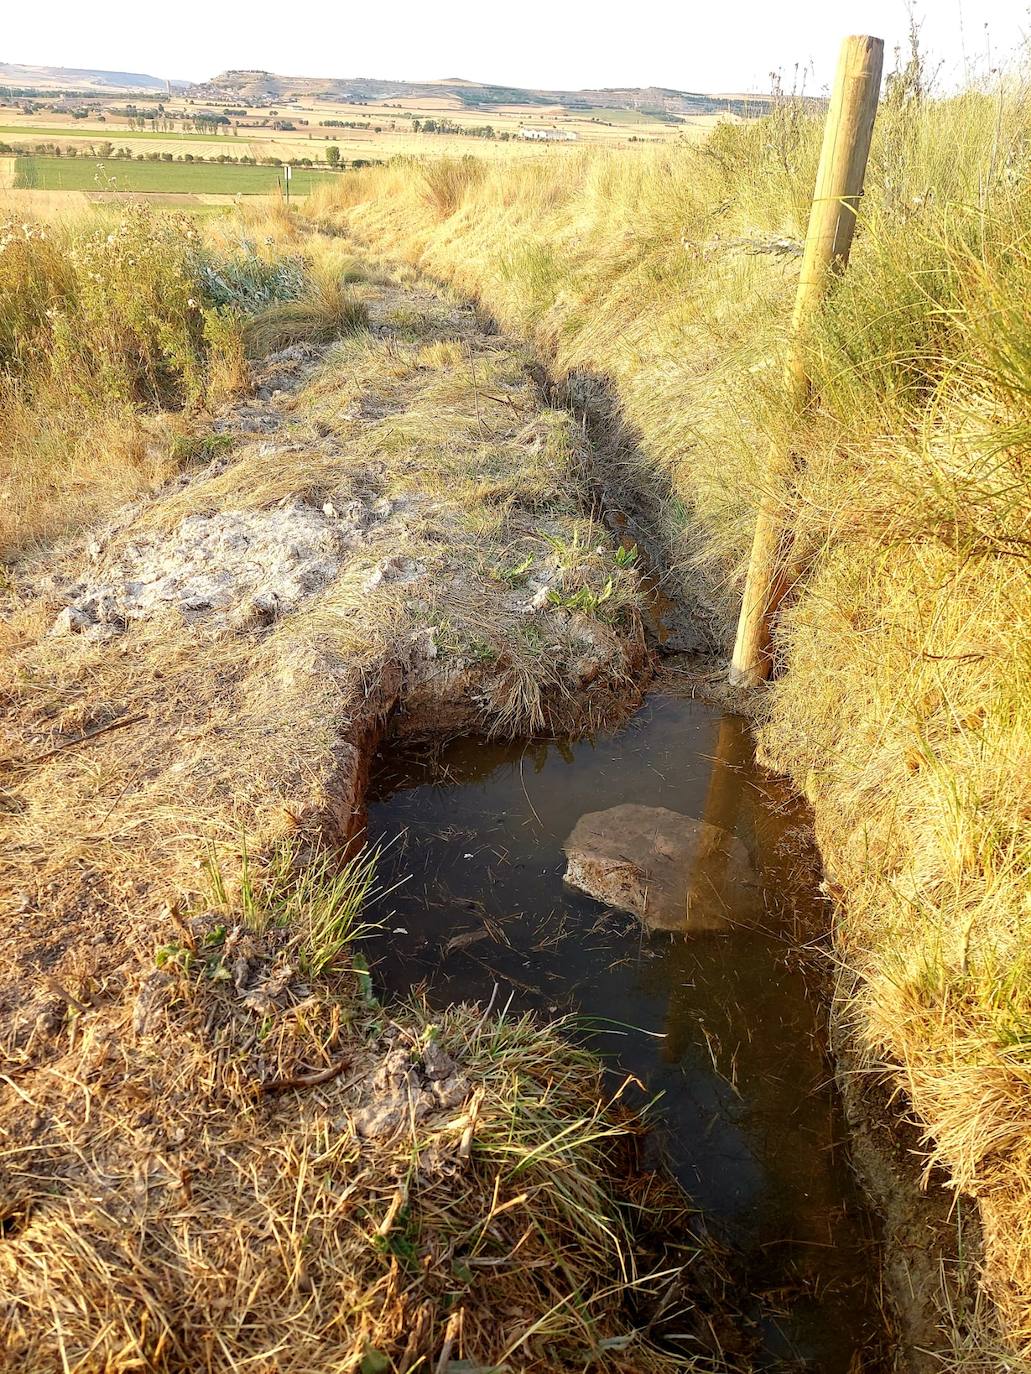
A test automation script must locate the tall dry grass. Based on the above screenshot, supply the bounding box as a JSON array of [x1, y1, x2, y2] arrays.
[[0, 203, 371, 560], [0, 207, 240, 558], [309, 76, 1031, 1361]]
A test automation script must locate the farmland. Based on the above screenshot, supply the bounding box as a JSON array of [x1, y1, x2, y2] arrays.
[[12, 155, 339, 194], [0, 122, 254, 143], [0, 68, 745, 216]]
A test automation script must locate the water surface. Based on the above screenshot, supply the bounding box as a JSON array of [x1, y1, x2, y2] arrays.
[[365, 692, 886, 1370]]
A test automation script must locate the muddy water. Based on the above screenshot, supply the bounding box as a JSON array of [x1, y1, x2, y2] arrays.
[[364, 693, 888, 1370]]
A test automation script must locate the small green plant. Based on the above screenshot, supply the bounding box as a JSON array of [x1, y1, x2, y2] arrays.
[[466, 638, 498, 664], [490, 552, 535, 585], [169, 431, 235, 466], [547, 577, 614, 615], [613, 543, 638, 568], [155, 941, 194, 973], [204, 840, 386, 977], [537, 522, 605, 569], [302, 846, 382, 976]]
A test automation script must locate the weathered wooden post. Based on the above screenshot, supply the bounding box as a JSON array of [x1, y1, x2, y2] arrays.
[[729, 34, 884, 686]]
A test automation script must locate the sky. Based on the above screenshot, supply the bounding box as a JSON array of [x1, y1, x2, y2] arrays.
[[4, 0, 1029, 92]]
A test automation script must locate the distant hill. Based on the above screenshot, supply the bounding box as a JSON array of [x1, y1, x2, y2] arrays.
[[0, 62, 189, 94], [0, 61, 776, 116], [191, 70, 774, 118]]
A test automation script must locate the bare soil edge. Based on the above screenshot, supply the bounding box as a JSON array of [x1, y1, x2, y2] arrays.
[[313, 641, 651, 853], [830, 992, 1002, 1372]]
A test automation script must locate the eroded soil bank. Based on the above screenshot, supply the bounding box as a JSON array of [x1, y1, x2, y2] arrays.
[[0, 268, 729, 1372]]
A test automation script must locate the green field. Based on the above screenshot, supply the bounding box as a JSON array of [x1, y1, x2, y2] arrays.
[[559, 106, 672, 124], [12, 156, 339, 195]]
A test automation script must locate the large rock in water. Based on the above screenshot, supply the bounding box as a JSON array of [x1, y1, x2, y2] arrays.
[[562, 804, 758, 933]]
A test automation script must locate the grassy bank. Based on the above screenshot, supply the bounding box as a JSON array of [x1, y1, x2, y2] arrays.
[[308, 81, 1031, 1359], [1, 842, 719, 1372]]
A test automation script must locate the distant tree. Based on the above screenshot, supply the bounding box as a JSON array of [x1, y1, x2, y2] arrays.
[[97, 141, 114, 158], [325, 144, 341, 166]]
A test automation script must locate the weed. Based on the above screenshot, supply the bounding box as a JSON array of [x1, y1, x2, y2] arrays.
[[419, 156, 486, 217], [243, 270, 369, 356], [490, 552, 535, 585], [548, 578, 615, 615], [205, 841, 384, 976]]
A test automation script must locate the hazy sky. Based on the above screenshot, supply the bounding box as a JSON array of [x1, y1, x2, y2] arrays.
[[5, 0, 1029, 91]]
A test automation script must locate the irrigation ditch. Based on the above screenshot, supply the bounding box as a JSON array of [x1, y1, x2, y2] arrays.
[[347, 346, 966, 1372], [302, 34, 997, 1366], [0, 252, 978, 1371]]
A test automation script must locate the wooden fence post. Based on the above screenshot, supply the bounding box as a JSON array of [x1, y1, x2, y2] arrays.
[[729, 34, 884, 687]]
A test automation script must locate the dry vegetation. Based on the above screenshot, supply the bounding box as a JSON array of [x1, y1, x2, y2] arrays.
[[0, 215, 738, 1368], [308, 69, 1031, 1364], [5, 48, 1031, 1369], [0, 204, 243, 556]]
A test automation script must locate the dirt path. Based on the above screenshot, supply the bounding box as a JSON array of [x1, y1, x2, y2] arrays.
[[0, 271, 718, 1373]]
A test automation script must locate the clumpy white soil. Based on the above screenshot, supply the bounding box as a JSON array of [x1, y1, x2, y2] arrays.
[[51, 496, 413, 639]]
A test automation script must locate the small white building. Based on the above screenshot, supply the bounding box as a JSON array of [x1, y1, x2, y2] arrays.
[[519, 127, 577, 142]]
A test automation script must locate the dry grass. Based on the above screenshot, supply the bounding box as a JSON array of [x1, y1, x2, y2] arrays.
[[0, 272, 686, 1370], [309, 75, 1031, 1363], [0, 843, 726, 1372], [243, 273, 370, 356], [0, 206, 238, 559], [418, 155, 486, 217], [0, 202, 368, 561]]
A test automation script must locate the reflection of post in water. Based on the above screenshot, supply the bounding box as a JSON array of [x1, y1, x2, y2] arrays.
[[662, 714, 753, 1063], [684, 713, 754, 919]]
